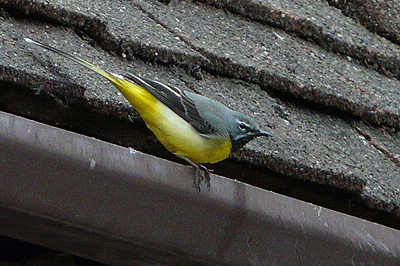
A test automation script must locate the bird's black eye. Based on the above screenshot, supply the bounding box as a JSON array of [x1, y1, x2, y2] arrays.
[[238, 122, 247, 130]]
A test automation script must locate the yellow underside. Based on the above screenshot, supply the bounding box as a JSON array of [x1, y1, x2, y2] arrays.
[[111, 79, 232, 164], [25, 41, 231, 163]]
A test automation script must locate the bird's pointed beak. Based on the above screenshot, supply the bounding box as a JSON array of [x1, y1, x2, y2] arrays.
[[254, 130, 273, 138]]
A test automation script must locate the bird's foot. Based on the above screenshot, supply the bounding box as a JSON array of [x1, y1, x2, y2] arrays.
[[179, 156, 213, 192], [194, 164, 213, 192]]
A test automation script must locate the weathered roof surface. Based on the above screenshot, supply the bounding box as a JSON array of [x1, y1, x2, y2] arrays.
[[327, 0, 400, 45], [1, 0, 400, 219]]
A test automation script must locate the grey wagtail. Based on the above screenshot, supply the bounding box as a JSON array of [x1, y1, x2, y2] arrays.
[[25, 38, 272, 190]]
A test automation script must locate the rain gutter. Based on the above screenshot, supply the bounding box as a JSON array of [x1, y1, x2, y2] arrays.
[[0, 111, 399, 265]]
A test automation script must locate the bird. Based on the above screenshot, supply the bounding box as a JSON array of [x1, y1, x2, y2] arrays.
[[24, 37, 273, 191]]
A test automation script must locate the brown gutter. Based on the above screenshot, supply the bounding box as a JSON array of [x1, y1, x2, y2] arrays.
[[0, 111, 399, 265]]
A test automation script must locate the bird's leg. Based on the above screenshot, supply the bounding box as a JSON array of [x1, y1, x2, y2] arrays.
[[180, 157, 212, 191], [196, 163, 212, 191], [193, 164, 202, 192]]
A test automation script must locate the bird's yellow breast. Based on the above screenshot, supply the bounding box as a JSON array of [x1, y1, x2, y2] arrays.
[[112, 79, 232, 164], [23, 38, 232, 164]]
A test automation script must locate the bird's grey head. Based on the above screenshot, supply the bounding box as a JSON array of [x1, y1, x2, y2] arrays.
[[228, 111, 273, 152]]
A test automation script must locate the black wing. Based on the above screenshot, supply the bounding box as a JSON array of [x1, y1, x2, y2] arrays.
[[122, 73, 215, 135]]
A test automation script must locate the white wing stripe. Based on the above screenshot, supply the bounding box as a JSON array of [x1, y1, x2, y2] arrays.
[[151, 80, 181, 97]]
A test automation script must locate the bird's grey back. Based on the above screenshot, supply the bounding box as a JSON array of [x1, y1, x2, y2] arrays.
[[185, 91, 234, 137]]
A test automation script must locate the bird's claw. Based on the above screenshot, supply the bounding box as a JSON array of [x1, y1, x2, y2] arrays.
[[194, 164, 212, 192], [179, 156, 212, 192]]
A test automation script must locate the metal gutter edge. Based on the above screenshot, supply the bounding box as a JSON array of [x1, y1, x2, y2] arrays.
[[0, 111, 399, 265]]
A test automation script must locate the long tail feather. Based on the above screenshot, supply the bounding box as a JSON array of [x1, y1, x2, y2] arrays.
[[24, 38, 118, 82]]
